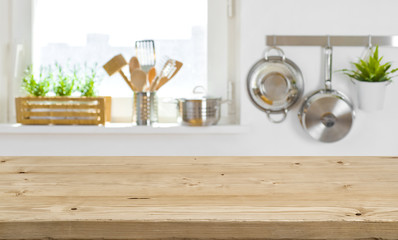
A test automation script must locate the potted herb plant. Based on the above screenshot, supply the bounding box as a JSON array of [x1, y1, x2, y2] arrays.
[[77, 63, 101, 97], [342, 45, 398, 111], [21, 65, 51, 97], [53, 63, 75, 96], [16, 63, 110, 125]]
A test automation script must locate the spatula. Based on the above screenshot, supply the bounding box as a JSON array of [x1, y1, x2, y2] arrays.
[[155, 60, 183, 90], [135, 40, 156, 73], [103, 54, 137, 92], [155, 76, 169, 91], [149, 59, 176, 92]]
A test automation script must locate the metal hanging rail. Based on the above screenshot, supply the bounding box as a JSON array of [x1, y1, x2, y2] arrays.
[[265, 35, 398, 47]]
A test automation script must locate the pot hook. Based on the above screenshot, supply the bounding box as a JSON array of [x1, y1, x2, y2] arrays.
[[324, 36, 333, 91], [359, 35, 374, 61], [368, 34, 373, 48]]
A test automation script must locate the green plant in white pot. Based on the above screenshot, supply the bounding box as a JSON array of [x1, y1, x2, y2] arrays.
[[342, 45, 398, 111]]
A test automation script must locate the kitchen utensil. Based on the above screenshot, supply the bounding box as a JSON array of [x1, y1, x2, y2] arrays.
[[176, 86, 225, 126], [131, 69, 147, 92], [135, 40, 156, 73], [298, 46, 354, 143], [148, 67, 156, 86], [133, 92, 157, 126], [247, 47, 304, 123], [149, 59, 180, 91], [155, 76, 169, 91], [167, 60, 183, 80], [103, 54, 137, 92], [155, 60, 183, 90], [129, 56, 140, 77], [153, 59, 173, 86]]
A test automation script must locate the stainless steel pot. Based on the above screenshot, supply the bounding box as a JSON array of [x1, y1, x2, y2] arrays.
[[176, 86, 225, 126], [298, 46, 355, 142], [247, 47, 304, 123], [177, 97, 221, 126]]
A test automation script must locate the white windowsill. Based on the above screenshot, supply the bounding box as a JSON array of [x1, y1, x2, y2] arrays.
[[0, 123, 249, 135]]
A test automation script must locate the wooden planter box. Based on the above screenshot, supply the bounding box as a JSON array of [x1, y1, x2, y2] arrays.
[[15, 96, 111, 125]]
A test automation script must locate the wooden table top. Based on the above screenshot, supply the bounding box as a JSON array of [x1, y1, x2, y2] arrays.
[[1, 156, 398, 240]]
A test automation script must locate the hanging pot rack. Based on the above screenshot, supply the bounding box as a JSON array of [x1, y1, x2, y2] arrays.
[[265, 35, 398, 47]]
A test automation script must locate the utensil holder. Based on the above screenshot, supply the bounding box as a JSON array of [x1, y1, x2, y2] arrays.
[[133, 92, 158, 126]]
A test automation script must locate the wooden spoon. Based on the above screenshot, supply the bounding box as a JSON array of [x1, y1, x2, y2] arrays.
[[131, 69, 147, 92], [129, 56, 140, 80], [148, 67, 156, 86]]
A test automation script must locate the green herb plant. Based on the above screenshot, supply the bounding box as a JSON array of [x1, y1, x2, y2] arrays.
[[77, 63, 101, 97], [342, 45, 398, 82], [21, 65, 51, 97], [21, 62, 102, 97], [53, 63, 75, 96]]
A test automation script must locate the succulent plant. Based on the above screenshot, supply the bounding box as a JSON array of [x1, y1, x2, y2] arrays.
[[342, 45, 398, 82]]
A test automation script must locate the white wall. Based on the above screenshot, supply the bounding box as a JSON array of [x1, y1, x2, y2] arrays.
[[0, 0, 398, 156], [238, 0, 398, 155]]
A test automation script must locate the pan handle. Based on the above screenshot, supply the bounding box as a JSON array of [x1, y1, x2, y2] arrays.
[[324, 46, 333, 90], [193, 85, 206, 94], [264, 46, 286, 61], [266, 109, 288, 123]]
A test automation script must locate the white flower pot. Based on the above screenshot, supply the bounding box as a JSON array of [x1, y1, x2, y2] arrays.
[[353, 79, 391, 112]]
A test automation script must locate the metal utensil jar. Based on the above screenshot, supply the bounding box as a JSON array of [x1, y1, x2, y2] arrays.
[[133, 92, 158, 126], [177, 97, 222, 126], [298, 47, 354, 142]]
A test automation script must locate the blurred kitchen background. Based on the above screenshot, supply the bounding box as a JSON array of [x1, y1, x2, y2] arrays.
[[0, 0, 397, 156]]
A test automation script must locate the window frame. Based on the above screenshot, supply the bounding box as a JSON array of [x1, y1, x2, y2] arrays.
[[0, 0, 11, 123], [0, 0, 33, 123], [0, 0, 239, 125]]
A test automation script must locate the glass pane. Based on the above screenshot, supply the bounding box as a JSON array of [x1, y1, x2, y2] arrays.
[[34, 0, 207, 97]]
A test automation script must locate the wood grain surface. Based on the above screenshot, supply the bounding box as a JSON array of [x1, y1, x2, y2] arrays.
[[0, 156, 397, 239]]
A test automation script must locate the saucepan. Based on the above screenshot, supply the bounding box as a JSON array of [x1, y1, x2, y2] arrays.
[[176, 86, 228, 126], [247, 46, 304, 123], [298, 46, 355, 142]]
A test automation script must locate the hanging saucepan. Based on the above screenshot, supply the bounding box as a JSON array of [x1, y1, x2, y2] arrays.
[[247, 46, 304, 123], [298, 46, 355, 143]]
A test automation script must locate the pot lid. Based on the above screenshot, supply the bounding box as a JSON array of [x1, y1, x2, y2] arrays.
[[178, 97, 221, 102], [300, 92, 354, 143], [178, 86, 221, 101]]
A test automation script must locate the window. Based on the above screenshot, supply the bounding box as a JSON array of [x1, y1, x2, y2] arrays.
[[1, 0, 237, 124], [34, 0, 207, 98]]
